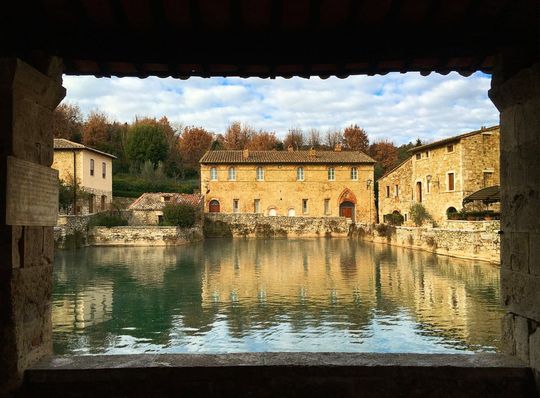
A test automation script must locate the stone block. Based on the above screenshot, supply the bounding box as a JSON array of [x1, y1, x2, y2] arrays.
[[515, 315, 531, 363], [501, 232, 529, 272], [23, 227, 43, 268], [529, 322, 540, 372], [501, 269, 540, 322], [501, 313, 515, 355], [528, 233, 540, 276]]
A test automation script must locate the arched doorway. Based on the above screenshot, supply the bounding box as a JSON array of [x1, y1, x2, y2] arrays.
[[209, 200, 220, 213], [339, 201, 355, 221], [287, 208, 296, 217], [416, 181, 422, 203], [268, 208, 277, 216]]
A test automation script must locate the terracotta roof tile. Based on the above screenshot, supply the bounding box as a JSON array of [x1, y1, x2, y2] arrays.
[[409, 125, 499, 154], [200, 150, 375, 164], [54, 138, 117, 159], [129, 193, 203, 211]]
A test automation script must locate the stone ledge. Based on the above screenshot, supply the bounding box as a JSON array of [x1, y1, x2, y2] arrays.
[[23, 353, 535, 398], [27, 353, 529, 371]]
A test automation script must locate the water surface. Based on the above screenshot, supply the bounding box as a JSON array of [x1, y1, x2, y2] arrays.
[[53, 239, 503, 354]]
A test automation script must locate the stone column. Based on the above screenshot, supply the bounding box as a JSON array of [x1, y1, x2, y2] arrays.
[[0, 57, 65, 395], [489, 58, 540, 382]]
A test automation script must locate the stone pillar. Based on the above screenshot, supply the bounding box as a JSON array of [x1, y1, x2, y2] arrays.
[[489, 58, 540, 382], [0, 57, 65, 395]]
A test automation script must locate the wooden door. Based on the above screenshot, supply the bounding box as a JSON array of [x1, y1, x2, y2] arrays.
[[340, 206, 353, 218], [209, 200, 220, 213]]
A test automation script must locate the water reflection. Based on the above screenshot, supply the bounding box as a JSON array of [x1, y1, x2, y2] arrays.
[[53, 239, 503, 355]]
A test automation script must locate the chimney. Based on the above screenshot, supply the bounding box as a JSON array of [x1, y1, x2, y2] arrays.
[[242, 148, 249, 159], [334, 143, 342, 152], [287, 145, 294, 152], [309, 147, 316, 158]]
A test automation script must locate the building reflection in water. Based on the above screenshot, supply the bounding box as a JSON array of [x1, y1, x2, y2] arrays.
[[53, 239, 503, 354]]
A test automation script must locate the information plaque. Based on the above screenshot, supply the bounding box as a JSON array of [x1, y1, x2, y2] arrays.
[[6, 156, 59, 226]]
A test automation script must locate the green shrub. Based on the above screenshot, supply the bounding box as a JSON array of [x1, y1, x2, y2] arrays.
[[409, 203, 432, 226], [89, 212, 128, 228], [162, 204, 197, 227], [113, 173, 198, 198], [383, 212, 404, 226]]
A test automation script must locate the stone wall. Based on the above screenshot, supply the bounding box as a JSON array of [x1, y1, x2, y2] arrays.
[[352, 221, 500, 264], [204, 213, 350, 238], [89, 226, 203, 246], [378, 158, 413, 222], [490, 59, 540, 382], [54, 214, 96, 249]]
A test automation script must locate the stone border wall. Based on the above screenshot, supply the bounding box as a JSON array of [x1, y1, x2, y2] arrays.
[[54, 214, 98, 249], [351, 221, 500, 264], [204, 213, 350, 238], [89, 226, 203, 246]]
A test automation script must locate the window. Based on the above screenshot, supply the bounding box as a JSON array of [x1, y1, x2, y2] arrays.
[[302, 199, 308, 214], [101, 195, 106, 211], [394, 185, 399, 197], [102, 162, 106, 178], [90, 159, 94, 176], [426, 179, 431, 193], [386, 186, 390, 198], [447, 144, 454, 153], [404, 214, 408, 222], [254, 199, 260, 213], [483, 172, 493, 187], [350, 167, 358, 180], [324, 199, 330, 215], [233, 199, 239, 213], [448, 172, 455, 191], [228, 167, 236, 181], [210, 167, 218, 181], [416, 153, 421, 160], [328, 167, 335, 181], [297, 167, 304, 181], [256, 167, 264, 181], [425, 151, 429, 158]]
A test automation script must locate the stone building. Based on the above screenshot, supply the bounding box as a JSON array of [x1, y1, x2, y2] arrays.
[[128, 193, 203, 225], [199, 147, 376, 223], [52, 138, 115, 214], [378, 126, 500, 223]]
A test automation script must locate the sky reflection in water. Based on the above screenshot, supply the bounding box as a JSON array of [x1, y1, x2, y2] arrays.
[[52, 239, 503, 355]]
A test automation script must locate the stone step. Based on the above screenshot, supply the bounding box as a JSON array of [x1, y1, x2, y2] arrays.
[[23, 353, 536, 398]]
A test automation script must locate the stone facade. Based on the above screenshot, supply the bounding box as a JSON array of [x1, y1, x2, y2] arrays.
[[200, 149, 376, 224], [378, 126, 500, 223], [352, 221, 501, 264], [204, 213, 350, 238], [89, 226, 203, 246], [52, 139, 115, 214], [377, 158, 413, 223]]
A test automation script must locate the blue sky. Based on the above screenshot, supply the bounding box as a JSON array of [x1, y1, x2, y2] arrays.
[[63, 72, 498, 145]]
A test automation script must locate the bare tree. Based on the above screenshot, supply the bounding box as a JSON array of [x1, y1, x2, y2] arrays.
[[283, 128, 304, 149], [306, 128, 322, 148], [325, 129, 344, 149]]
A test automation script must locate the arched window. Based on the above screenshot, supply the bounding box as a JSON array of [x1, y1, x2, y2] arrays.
[[328, 167, 335, 181], [210, 167, 218, 181], [268, 208, 277, 216], [287, 208, 296, 217], [297, 167, 304, 181], [228, 167, 236, 181], [256, 166, 264, 181], [446, 207, 457, 219], [350, 167, 358, 180]]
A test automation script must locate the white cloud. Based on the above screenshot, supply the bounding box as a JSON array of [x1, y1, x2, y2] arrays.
[[62, 72, 498, 145]]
